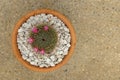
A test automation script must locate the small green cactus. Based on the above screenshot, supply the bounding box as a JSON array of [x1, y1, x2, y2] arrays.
[[29, 25, 58, 53]]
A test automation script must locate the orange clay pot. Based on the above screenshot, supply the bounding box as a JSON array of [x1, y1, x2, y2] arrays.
[[12, 9, 76, 72]]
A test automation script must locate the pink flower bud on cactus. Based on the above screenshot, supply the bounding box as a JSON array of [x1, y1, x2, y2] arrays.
[[33, 47, 38, 52], [40, 49, 45, 55], [43, 26, 49, 31], [32, 27, 39, 33], [28, 37, 34, 43]]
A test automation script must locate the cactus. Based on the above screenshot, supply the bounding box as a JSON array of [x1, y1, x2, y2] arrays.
[[29, 25, 58, 54]]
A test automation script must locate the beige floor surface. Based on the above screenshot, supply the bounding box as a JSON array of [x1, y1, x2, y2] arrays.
[[0, 0, 120, 80]]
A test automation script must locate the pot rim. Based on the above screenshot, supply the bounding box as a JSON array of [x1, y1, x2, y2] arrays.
[[12, 9, 76, 72]]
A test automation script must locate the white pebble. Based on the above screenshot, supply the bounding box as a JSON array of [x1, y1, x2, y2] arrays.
[[46, 58, 51, 63], [30, 61, 35, 65], [22, 55, 27, 60], [39, 64, 45, 67], [47, 14, 53, 18], [64, 27, 69, 32], [34, 59, 39, 63], [29, 56, 34, 61], [40, 13, 46, 17], [49, 62, 55, 67], [67, 44, 71, 47], [63, 40, 67, 44], [18, 28, 24, 32], [26, 58, 31, 62], [29, 52, 33, 56], [56, 54, 63, 59], [59, 51, 63, 54], [57, 58, 62, 63], [63, 51, 68, 55], [64, 47, 69, 52], [18, 32, 24, 37], [56, 23, 61, 27], [49, 20, 54, 25], [50, 55, 57, 61]]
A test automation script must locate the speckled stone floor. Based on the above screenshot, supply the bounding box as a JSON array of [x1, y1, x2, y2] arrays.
[[0, 0, 120, 80]]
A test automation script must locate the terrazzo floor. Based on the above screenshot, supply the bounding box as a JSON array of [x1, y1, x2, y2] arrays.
[[0, 0, 120, 80]]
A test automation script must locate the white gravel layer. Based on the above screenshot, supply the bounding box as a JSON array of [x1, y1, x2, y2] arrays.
[[17, 13, 71, 68]]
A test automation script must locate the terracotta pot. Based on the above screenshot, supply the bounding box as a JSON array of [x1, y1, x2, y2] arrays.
[[12, 9, 76, 72]]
